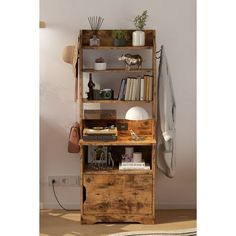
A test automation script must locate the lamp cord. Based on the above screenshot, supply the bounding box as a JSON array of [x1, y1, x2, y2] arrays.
[[52, 182, 79, 211]]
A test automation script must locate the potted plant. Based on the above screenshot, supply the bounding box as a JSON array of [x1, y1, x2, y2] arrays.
[[132, 10, 148, 46], [112, 30, 128, 46], [94, 57, 107, 70]]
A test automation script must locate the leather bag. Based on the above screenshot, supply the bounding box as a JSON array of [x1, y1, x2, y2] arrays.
[[68, 122, 80, 153]]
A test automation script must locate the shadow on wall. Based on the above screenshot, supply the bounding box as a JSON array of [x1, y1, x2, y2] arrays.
[[40, 116, 69, 159]]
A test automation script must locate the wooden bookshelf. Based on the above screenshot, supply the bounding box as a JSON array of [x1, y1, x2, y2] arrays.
[[78, 29, 157, 224]]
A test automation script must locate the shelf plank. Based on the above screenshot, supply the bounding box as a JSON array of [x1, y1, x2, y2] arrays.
[[83, 46, 153, 50], [82, 99, 152, 103], [84, 169, 153, 175], [80, 138, 156, 146], [82, 68, 153, 73]]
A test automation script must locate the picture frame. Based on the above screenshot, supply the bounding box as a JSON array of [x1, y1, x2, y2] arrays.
[[88, 145, 107, 164]]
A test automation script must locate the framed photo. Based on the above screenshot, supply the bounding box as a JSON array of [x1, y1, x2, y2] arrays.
[[88, 146, 107, 164]]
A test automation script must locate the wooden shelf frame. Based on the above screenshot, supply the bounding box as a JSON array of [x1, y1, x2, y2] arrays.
[[84, 169, 153, 175], [83, 46, 153, 50], [79, 138, 156, 146], [78, 29, 157, 224], [82, 68, 153, 73], [82, 98, 153, 103]]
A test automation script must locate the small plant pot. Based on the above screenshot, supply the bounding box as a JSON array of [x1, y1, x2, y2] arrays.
[[94, 62, 107, 70], [132, 30, 145, 46], [113, 39, 127, 47]]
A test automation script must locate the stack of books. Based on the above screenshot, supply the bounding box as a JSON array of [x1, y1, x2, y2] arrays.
[[117, 75, 153, 101], [119, 162, 150, 170]]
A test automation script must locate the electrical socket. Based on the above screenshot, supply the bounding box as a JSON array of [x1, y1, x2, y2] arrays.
[[48, 176, 60, 186], [48, 176, 80, 187]]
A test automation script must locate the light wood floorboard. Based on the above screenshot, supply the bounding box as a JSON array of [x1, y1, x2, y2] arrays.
[[40, 209, 196, 236]]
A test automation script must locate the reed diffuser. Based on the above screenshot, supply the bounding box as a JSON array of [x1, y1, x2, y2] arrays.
[[88, 16, 104, 46]]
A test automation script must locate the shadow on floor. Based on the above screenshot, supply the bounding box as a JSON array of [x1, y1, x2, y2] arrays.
[[40, 209, 196, 236]]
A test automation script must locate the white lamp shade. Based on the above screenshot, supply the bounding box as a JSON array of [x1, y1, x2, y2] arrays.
[[125, 106, 149, 120]]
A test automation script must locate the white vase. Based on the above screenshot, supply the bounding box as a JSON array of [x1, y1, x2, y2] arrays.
[[132, 30, 145, 46]]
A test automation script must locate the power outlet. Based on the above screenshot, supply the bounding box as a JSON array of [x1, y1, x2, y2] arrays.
[[48, 176, 60, 186], [48, 176, 80, 186]]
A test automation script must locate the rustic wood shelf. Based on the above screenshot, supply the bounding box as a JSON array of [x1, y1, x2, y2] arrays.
[[80, 137, 156, 146], [79, 138, 156, 146], [78, 29, 157, 224], [82, 68, 153, 73], [83, 46, 153, 50], [82, 98, 152, 103], [84, 169, 153, 175]]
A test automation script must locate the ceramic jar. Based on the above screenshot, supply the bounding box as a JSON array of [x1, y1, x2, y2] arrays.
[[132, 30, 145, 46]]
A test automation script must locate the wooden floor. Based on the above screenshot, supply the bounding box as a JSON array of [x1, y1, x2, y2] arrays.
[[40, 209, 196, 236]]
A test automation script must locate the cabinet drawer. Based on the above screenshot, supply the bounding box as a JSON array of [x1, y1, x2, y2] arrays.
[[83, 174, 152, 214]]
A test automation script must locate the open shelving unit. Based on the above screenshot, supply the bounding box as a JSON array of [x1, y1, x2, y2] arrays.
[[77, 29, 157, 224]]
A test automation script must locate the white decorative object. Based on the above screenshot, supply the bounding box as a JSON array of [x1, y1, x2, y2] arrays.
[[133, 152, 142, 163], [122, 147, 134, 162], [125, 106, 149, 140], [125, 147, 134, 155], [132, 10, 148, 46], [125, 106, 149, 120], [132, 30, 145, 46], [94, 62, 107, 70]]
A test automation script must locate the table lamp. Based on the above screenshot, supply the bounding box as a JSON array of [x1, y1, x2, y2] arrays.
[[125, 106, 149, 140]]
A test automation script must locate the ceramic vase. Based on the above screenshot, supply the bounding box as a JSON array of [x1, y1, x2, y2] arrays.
[[132, 30, 145, 46]]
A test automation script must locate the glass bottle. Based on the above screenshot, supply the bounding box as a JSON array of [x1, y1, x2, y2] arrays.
[[87, 73, 95, 100]]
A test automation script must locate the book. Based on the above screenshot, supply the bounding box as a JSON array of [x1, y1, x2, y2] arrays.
[[124, 78, 131, 100], [117, 78, 125, 100], [140, 77, 144, 100], [121, 162, 145, 166], [145, 75, 150, 101], [129, 78, 134, 100], [119, 163, 150, 170], [131, 78, 138, 100], [122, 79, 127, 100], [144, 75, 148, 100], [148, 76, 153, 101], [137, 76, 141, 100]]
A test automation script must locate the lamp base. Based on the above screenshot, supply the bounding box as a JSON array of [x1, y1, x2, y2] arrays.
[[129, 129, 145, 141]]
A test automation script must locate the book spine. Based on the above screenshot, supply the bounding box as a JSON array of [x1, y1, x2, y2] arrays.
[[149, 76, 153, 101], [132, 78, 138, 100], [119, 165, 150, 170], [144, 75, 147, 100], [121, 162, 145, 166], [137, 76, 141, 100], [122, 79, 127, 100], [124, 78, 131, 100], [146, 76, 149, 101], [140, 77, 144, 101], [129, 78, 134, 100], [117, 78, 124, 100]]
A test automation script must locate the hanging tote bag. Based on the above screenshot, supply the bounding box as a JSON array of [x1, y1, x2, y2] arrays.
[[68, 122, 80, 153]]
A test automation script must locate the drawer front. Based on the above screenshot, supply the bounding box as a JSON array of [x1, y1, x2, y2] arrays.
[[83, 174, 152, 214]]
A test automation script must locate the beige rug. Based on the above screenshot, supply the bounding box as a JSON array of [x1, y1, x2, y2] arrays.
[[105, 228, 197, 236]]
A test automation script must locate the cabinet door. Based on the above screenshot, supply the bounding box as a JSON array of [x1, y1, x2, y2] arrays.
[[83, 174, 152, 214]]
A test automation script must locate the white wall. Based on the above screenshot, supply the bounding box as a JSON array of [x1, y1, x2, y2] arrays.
[[40, 0, 196, 209]]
